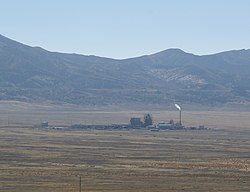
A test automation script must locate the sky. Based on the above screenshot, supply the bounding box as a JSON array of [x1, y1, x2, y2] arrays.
[[1, 0, 250, 59]]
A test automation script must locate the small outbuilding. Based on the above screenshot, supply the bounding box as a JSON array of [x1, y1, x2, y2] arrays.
[[41, 121, 49, 128]]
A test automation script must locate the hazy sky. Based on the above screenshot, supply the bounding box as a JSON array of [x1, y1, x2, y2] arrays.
[[1, 0, 250, 59]]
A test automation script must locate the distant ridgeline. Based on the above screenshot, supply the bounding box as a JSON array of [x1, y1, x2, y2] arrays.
[[1, 34, 250, 107]]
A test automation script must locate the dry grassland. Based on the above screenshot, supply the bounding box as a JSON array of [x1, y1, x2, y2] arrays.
[[0, 126, 249, 192]]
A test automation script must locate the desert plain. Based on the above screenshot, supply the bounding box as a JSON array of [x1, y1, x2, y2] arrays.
[[0, 103, 249, 191]]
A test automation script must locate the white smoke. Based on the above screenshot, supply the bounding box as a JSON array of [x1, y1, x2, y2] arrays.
[[175, 104, 181, 111]]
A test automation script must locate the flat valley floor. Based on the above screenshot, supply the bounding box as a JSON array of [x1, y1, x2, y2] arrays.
[[0, 126, 249, 192]]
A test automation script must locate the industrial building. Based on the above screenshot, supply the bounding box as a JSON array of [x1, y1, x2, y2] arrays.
[[130, 117, 143, 127]]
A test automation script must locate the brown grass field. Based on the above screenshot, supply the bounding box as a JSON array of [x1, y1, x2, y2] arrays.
[[0, 104, 250, 191]]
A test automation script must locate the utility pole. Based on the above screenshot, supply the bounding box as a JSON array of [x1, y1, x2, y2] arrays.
[[79, 176, 82, 192]]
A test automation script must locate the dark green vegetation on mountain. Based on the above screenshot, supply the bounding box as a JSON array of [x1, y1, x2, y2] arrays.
[[1, 34, 250, 107]]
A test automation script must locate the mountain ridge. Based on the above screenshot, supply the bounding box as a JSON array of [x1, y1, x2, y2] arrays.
[[0, 34, 250, 107]]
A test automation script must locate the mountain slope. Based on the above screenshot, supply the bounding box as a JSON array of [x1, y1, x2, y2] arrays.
[[0, 34, 250, 107]]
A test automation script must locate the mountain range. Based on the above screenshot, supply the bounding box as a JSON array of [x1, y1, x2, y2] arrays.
[[1, 34, 250, 108]]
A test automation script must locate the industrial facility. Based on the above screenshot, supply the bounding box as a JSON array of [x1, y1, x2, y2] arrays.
[[40, 104, 208, 131]]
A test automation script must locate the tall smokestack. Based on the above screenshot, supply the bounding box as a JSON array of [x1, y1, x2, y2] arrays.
[[179, 109, 182, 126], [175, 104, 182, 126]]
